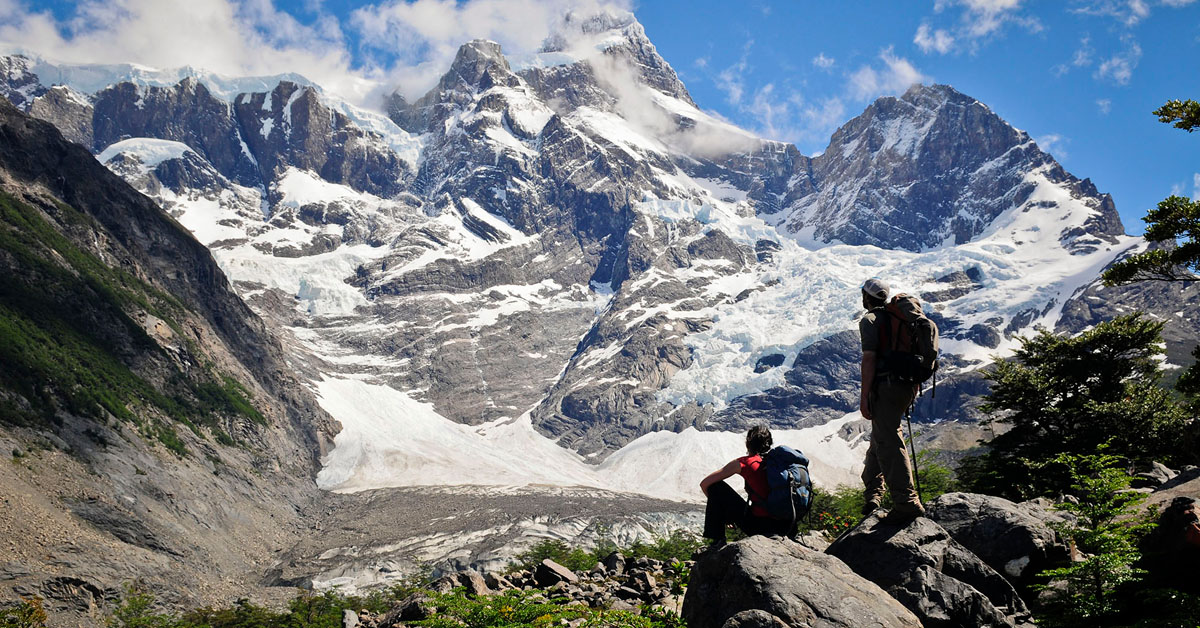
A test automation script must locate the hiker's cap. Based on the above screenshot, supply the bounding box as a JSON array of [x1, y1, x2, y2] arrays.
[[861, 278, 890, 300]]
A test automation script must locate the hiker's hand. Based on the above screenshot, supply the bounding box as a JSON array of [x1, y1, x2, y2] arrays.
[[860, 396, 872, 420]]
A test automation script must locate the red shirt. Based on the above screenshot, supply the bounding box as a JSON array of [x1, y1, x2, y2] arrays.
[[738, 455, 770, 517]]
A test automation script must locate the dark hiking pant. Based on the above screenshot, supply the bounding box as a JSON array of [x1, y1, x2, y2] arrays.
[[703, 480, 795, 542], [862, 378, 921, 509]]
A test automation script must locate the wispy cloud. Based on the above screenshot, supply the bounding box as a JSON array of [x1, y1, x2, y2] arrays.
[[1194, 172, 1200, 200], [914, 22, 956, 54], [0, 0, 633, 107], [1071, 0, 1152, 26], [1097, 98, 1112, 114], [848, 47, 929, 101], [1095, 36, 1142, 84], [1036, 133, 1070, 160], [933, 0, 1042, 44], [714, 40, 753, 106], [811, 52, 835, 70]]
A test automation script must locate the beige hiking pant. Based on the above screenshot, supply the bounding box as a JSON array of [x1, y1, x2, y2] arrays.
[[862, 378, 921, 508]]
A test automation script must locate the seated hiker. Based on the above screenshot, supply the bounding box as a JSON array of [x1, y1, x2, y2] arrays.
[[699, 424, 800, 546]]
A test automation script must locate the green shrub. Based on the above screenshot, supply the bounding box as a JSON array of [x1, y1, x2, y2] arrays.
[[0, 598, 47, 628], [1033, 450, 1155, 628]]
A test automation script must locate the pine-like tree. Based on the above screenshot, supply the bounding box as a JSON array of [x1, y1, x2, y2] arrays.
[[958, 315, 1191, 500], [1102, 98, 1200, 411]]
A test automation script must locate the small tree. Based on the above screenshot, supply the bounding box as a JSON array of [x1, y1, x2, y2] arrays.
[[1034, 450, 1155, 628], [958, 314, 1191, 499]]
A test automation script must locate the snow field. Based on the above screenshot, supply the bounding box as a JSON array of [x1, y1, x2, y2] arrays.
[[314, 377, 867, 503], [98, 137, 194, 171]]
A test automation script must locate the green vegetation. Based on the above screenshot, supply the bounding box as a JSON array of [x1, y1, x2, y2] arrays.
[[1153, 98, 1200, 132], [1102, 96, 1200, 414], [513, 529, 703, 572], [0, 191, 264, 454], [105, 584, 686, 628], [0, 598, 46, 628], [957, 314, 1193, 500], [1033, 450, 1155, 628]]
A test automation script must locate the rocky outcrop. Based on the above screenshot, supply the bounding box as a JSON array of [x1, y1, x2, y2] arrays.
[[826, 511, 1035, 628], [927, 492, 1072, 585], [0, 96, 336, 624], [683, 535, 921, 628]]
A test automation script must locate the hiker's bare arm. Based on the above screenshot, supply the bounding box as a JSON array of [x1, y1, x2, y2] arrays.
[[700, 459, 741, 496], [861, 350, 877, 420]]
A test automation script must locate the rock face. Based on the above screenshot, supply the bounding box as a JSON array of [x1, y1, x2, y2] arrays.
[[782, 84, 1123, 253], [683, 535, 921, 628], [927, 492, 1072, 584], [826, 512, 1034, 628], [0, 97, 336, 622]]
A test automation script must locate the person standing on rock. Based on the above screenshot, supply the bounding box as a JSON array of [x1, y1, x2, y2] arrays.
[[859, 278, 926, 522], [699, 425, 794, 547]]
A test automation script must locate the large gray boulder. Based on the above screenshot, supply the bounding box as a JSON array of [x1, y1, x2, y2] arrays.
[[683, 535, 921, 628], [927, 492, 1071, 583], [826, 511, 1034, 628]]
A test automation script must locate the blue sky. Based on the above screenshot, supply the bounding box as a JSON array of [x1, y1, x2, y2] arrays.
[[4, 0, 1198, 234]]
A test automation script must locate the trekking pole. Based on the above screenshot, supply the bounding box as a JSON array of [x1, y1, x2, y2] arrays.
[[906, 404, 923, 500]]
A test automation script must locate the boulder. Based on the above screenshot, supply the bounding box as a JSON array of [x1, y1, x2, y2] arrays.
[[602, 551, 626, 575], [683, 535, 921, 628], [1133, 461, 1178, 488], [533, 559, 578, 588], [926, 492, 1070, 582], [342, 609, 359, 628], [721, 609, 789, 628], [1142, 496, 1200, 594], [376, 592, 434, 625], [456, 569, 491, 596], [826, 511, 1034, 628]]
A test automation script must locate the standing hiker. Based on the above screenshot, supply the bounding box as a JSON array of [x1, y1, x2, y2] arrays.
[[859, 277, 926, 522], [699, 425, 808, 546]]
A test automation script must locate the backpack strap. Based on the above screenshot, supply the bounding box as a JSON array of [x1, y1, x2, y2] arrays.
[[875, 307, 898, 379]]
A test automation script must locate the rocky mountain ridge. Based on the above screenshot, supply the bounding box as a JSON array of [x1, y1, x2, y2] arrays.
[[3, 9, 1196, 473]]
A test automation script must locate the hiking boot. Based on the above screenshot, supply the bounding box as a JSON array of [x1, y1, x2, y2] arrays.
[[882, 503, 925, 524], [861, 500, 881, 516], [694, 539, 726, 557]]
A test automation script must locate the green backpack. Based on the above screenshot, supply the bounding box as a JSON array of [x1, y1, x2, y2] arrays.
[[878, 293, 939, 384]]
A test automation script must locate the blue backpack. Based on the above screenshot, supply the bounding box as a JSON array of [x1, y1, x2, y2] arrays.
[[759, 446, 814, 523]]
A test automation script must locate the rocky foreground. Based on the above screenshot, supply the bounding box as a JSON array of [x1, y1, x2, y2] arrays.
[[333, 472, 1199, 628]]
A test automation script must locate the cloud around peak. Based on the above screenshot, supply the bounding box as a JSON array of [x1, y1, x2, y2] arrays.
[[0, 0, 634, 108]]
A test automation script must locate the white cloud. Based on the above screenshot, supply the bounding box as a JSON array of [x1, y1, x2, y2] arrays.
[[1097, 98, 1112, 114], [0, 0, 632, 108], [1194, 173, 1200, 199], [715, 40, 753, 106], [811, 53, 835, 70], [0, 0, 377, 101], [848, 47, 929, 101], [694, 57, 709, 69], [936, 0, 1041, 39], [1035, 133, 1069, 160], [1071, 0, 1152, 25], [1162, 0, 1197, 6], [914, 23, 955, 54], [928, 0, 1041, 52], [1095, 37, 1142, 84], [1072, 36, 1094, 67]]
